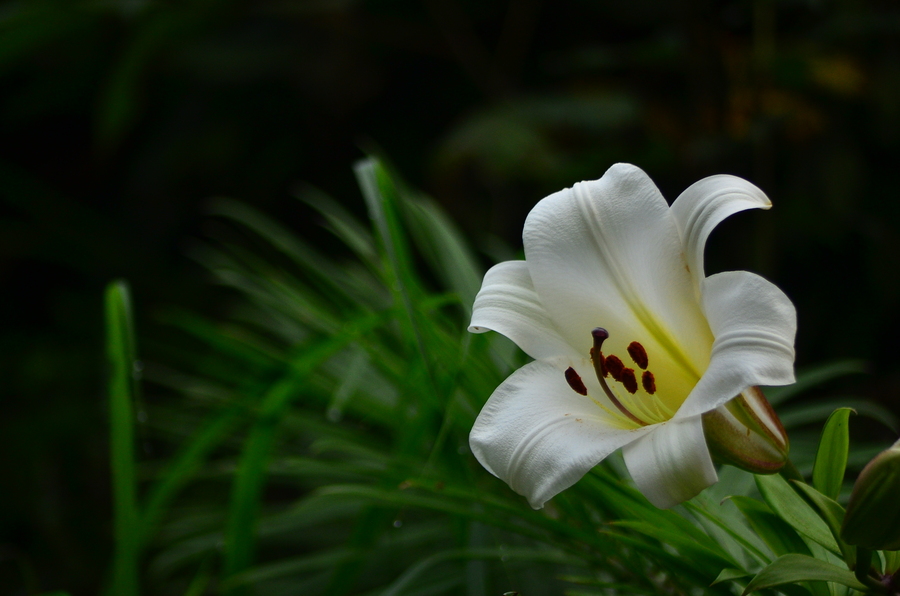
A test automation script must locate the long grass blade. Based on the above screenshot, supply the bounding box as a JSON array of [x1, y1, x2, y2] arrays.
[[105, 280, 141, 596]]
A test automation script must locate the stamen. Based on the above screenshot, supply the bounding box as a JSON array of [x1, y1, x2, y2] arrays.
[[642, 370, 656, 394], [564, 367, 588, 396], [621, 368, 638, 394], [589, 328, 648, 426], [627, 341, 649, 370], [604, 355, 625, 382]]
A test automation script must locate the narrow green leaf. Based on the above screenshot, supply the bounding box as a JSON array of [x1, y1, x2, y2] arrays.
[[140, 405, 245, 544], [221, 549, 354, 589], [685, 494, 772, 566], [729, 497, 829, 596], [318, 484, 604, 551], [354, 157, 419, 304], [790, 481, 854, 567], [712, 568, 750, 586], [611, 520, 738, 570], [400, 196, 483, 313], [182, 556, 214, 596], [221, 312, 386, 592], [583, 467, 715, 549], [105, 280, 141, 596], [353, 158, 442, 416], [742, 554, 865, 594], [294, 183, 378, 267], [812, 408, 853, 500], [729, 496, 810, 558], [756, 474, 841, 555]]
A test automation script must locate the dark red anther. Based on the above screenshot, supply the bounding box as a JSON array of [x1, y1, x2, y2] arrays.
[[587, 327, 649, 427], [564, 367, 588, 396], [641, 370, 656, 394], [621, 368, 638, 394], [627, 341, 649, 370], [605, 355, 625, 382]]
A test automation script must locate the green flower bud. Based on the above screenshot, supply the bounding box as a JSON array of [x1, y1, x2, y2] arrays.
[[702, 386, 789, 474], [841, 438, 900, 551]]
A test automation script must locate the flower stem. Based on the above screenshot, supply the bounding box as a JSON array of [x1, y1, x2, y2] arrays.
[[855, 547, 892, 594], [777, 458, 804, 483]]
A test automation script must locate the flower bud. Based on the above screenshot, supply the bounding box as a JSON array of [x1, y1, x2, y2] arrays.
[[840, 438, 900, 551], [702, 386, 789, 474]]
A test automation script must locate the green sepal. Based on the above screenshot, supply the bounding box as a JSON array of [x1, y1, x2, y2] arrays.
[[841, 438, 900, 550]]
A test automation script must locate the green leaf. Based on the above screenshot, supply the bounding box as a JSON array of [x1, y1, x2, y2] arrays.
[[610, 520, 739, 569], [712, 568, 751, 586], [884, 550, 900, 574], [354, 157, 442, 415], [812, 408, 853, 500], [790, 481, 854, 567], [685, 493, 772, 566], [140, 405, 245, 545], [728, 499, 830, 596], [742, 554, 866, 594], [755, 474, 841, 555], [105, 280, 141, 596], [399, 196, 484, 314], [221, 312, 386, 592], [729, 496, 810, 558]]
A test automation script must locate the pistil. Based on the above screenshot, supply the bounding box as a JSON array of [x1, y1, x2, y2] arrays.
[[590, 328, 648, 426]]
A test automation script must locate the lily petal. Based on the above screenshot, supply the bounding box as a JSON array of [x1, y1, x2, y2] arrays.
[[469, 360, 651, 509], [469, 261, 580, 361], [523, 163, 712, 377], [622, 415, 717, 509], [678, 270, 797, 418], [670, 174, 771, 297]]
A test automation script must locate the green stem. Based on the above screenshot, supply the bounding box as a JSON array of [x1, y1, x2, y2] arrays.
[[778, 458, 804, 483], [855, 547, 889, 593]]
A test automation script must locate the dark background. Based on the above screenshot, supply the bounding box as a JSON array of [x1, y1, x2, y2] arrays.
[[2, 0, 900, 593]]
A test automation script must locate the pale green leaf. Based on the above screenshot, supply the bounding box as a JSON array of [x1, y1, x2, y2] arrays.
[[812, 408, 853, 500]]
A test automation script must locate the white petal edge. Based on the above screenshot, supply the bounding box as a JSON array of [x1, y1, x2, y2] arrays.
[[469, 261, 581, 361], [622, 415, 718, 509], [469, 360, 652, 509], [677, 270, 797, 419], [522, 163, 712, 375], [670, 174, 771, 297]]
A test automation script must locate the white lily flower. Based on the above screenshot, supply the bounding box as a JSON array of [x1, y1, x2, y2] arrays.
[[468, 164, 796, 509]]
